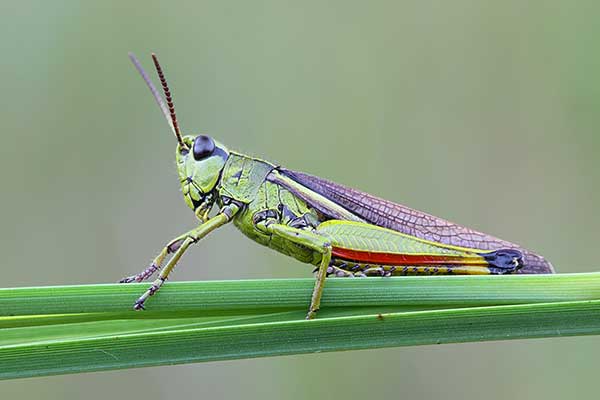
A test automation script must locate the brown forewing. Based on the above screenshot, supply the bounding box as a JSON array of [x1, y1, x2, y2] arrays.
[[278, 168, 553, 274]]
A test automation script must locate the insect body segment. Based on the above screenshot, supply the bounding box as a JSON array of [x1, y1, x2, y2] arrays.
[[121, 53, 553, 319], [176, 135, 229, 216], [327, 261, 491, 277]]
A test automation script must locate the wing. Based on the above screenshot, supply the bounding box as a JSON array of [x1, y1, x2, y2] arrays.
[[277, 168, 554, 274]]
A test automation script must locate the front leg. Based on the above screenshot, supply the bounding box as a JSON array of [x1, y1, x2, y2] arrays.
[[120, 202, 216, 284], [258, 221, 332, 320], [119, 234, 188, 283], [131, 203, 239, 310]]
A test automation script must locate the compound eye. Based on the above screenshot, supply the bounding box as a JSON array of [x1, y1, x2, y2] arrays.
[[192, 135, 215, 160]]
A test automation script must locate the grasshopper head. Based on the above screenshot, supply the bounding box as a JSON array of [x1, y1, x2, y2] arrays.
[[176, 134, 229, 217], [128, 52, 231, 219]]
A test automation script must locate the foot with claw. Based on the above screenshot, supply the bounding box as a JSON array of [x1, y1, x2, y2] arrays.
[[133, 278, 166, 310]]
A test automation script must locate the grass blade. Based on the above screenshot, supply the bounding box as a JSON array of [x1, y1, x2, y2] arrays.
[[1, 273, 600, 380], [2, 273, 600, 315]]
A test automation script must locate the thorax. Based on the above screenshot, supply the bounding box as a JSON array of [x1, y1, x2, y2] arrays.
[[230, 175, 320, 265]]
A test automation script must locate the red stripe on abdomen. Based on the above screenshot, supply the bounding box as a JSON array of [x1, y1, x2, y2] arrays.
[[331, 247, 486, 266]]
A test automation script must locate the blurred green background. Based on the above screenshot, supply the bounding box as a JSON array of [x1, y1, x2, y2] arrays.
[[1, 0, 600, 398]]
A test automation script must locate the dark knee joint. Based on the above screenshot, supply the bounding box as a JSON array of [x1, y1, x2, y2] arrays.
[[167, 240, 184, 253]]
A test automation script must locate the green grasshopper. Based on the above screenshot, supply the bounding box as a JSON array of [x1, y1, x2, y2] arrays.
[[121, 53, 554, 319]]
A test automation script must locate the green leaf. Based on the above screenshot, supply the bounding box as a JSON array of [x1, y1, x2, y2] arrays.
[[1, 273, 600, 380]]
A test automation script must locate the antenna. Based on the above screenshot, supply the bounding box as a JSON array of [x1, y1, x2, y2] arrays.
[[128, 52, 188, 149]]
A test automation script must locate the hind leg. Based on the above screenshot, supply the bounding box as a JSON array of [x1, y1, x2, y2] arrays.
[[259, 223, 332, 320]]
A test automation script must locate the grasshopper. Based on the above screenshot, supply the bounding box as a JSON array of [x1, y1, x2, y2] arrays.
[[121, 53, 554, 319]]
